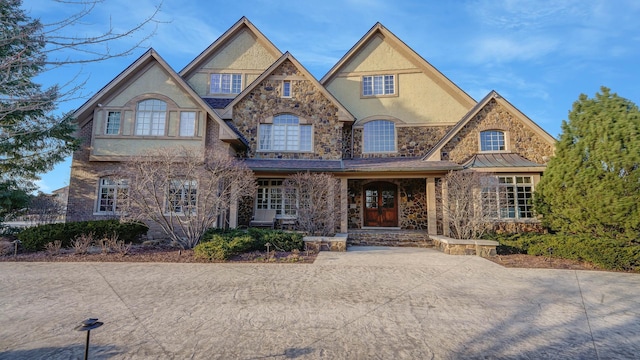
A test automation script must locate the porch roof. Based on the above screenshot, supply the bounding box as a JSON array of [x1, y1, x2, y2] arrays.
[[243, 157, 462, 173], [463, 153, 545, 169]]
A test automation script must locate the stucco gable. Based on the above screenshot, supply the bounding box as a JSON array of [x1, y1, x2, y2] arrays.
[[320, 23, 475, 109], [423, 91, 556, 164]]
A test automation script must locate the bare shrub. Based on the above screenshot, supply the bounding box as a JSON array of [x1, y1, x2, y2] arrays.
[[44, 240, 62, 256], [284, 172, 342, 236], [72, 233, 94, 255], [0, 240, 13, 256], [438, 170, 496, 239], [105, 234, 131, 255], [119, 147, 256, 249]]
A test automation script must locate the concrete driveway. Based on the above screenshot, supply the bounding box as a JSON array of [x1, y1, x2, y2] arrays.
[[1, 246, 639, 359]]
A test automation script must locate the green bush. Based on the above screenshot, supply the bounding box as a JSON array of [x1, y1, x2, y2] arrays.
[[196, 228, 305, 260], [486, 232, 640, 272], [194, 234, 254, 260], [18, 220, 148, 252], [247, 228, 303, 252]]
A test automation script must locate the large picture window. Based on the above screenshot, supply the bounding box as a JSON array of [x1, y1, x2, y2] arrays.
[[482, 176, 533, 219], [96, 178, 129, 214], [259, 114, 312, 152], [363, 120, 396, 153], [166, 179, 197, 214], [210, 73, 242, 94], [480, 130, 506, 151], [256, 179, 296, 217], [362, 75, 394, 96], [135, 99, 167, 136]]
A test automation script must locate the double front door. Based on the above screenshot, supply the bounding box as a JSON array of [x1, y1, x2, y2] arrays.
[[363, 182, 398, 227]]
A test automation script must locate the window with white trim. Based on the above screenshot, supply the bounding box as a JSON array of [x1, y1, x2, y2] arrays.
[[482, 176, 533, 219], [363, 120, 396, 153], [135, 99, 167, 136], [256, 179, 296, 217], [259, 114, 312, 152], [179, 112, 196, 136], [282, 80, 291, 97], [480, 130, 506, 151], [105, 111, 121, 135], [210, 73, 242, 94], [166, 179, 197, 214], [96, 178, 128, 213], [362, 75, 395, 96]]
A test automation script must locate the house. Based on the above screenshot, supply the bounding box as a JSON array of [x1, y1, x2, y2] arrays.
[[66, 17, 556, 243]]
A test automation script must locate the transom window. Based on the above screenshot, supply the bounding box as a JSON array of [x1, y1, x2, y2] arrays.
[[135, 99, 167, 136], [363, 120, 396, 153], [362, 75, 395, 96], [179, 112, 196, 137], [96, 178, 129, 213], [259, 114, 312, 152], [482, 176, 533, 219], [210, 73, 242, 94], [480, 130, 506, 151], [105, 111, 121, 135], [166, 179, 197, 214], [256, 179, 296, 217]]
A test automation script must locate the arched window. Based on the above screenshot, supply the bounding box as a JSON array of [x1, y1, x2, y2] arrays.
[[259, 114, 312, 152], [480, 130, 505, 151], [363, 120, 396, 153], [135, 99, 167, 136]]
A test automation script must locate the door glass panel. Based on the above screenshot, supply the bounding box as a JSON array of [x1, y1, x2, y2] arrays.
[[365, 190, 378, 208], [382, 190, 394, 208]]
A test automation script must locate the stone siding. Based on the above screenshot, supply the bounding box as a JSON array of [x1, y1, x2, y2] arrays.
[[442, 99, 554, 164], [352, 125, 451, 158], [347, 229, 432, 247], [233, 59, 344, 160]]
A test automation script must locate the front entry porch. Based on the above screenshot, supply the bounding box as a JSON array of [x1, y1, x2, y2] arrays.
[[347, 229, 433, 248]]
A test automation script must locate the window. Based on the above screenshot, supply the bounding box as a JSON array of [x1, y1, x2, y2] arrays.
[[135, 99, 167, 136], [362, 75, 395, 96], [105, 111, 121, 135], [210, 73, 242, 94], [256, 179, 296, 217], [480, 130, 506, 151], [363, 120, 396, 153], [482, 176, 533, 219], [180, 112, 196, 136], [282, 81, 291, 97], [166, 179, 197, 214], [259, 114, 312, 152], [96, 178, 128, 213]]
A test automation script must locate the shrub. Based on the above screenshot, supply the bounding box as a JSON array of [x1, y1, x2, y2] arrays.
[[196, 228, 304, 260], [486, 232, 640, 272], [18, 220, 148, 252], [247, 228, 304, 252], [194, 234, 253, 260]]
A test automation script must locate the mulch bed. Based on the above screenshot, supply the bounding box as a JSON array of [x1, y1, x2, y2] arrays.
[[487, 253, 601, 271]]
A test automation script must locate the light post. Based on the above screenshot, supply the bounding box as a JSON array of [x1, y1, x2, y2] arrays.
[[75, 318, 104, 360]]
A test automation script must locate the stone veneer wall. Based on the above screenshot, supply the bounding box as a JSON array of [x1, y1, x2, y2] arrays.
[[442, 99, 554, 163], [347, 179, 428, 229], [233, 60, 344, 160], [352, 125, 451, 158]]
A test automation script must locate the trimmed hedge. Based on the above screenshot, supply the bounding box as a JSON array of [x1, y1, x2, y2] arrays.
[[486, 233, 640, 272], [195, 228, 304, 261], [18, 220, 148, 252]]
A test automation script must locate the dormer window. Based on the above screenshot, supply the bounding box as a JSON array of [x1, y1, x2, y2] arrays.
[[135, 99, 167, 136], [362, 75, 395, 96], [480, 130, 506, 151], [210, 73, 242, 94]]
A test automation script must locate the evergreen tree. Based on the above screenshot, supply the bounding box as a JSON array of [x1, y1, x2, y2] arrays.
[[535, 87, 640, 240]]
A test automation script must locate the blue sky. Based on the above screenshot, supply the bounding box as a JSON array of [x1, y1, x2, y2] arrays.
[[25, 0, 640, 193]]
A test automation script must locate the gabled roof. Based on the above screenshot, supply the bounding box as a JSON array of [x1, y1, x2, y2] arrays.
[[220, 52, 355, 122], [320, 22, 475, 109], [179, 17, 282, 79], [423, 90, 557, 161], [73, 49, 240, 142]]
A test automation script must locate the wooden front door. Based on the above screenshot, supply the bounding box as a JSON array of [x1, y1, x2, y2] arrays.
[[363, 182, 398, 227]]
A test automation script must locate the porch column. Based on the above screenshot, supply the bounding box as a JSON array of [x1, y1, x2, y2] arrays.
[[442, 179, 450, 237], [426, 177, 437, 235], [340, 178, 348, 233], [228, 184, 238, 229]]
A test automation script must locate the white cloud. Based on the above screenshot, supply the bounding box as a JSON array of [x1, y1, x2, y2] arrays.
[[469, 36, 559, 64]]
